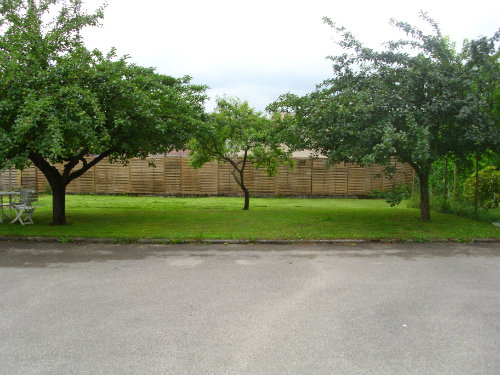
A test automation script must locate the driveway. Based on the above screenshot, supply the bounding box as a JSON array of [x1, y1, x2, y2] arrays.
[[0, 241, 499, 375]]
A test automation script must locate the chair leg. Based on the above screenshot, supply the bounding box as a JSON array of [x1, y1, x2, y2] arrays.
[[21, 211, 34, 225], [10, 204, 36, 225], [10, 207, 25, 225]]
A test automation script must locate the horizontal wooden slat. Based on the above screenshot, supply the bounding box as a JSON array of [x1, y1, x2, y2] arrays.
[[181, 158, 218, 195], [165, 156, 182, 194], [312, 160, 348, 195]]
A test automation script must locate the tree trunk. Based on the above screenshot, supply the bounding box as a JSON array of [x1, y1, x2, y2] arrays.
[[453, 162, 457, 203], [240, 170, 250, 210], [50, 179, 68, 225], [230, 166, 250, 210], [417, 170, 431, 221], [474, 154, 479, 213], [243, 189, 250, 210], [443, 158, 448, 202], [29, 150, 111, 226]]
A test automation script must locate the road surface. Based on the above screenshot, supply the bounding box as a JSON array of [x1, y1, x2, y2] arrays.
[[1, 241, 499, 374]]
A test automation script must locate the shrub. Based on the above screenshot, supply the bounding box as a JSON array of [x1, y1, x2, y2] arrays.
[[463, 166, 500, 208]]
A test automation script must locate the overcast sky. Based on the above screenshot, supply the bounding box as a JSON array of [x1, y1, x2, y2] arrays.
[[82, 0, 500, 112]]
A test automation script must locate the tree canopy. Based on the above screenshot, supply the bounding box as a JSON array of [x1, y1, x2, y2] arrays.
[[0, 0, 207, 224], [269, 13, 500, 220], [190, 97, 293, 210]]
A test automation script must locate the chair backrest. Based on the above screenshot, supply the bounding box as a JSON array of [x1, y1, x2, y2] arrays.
[[19, 189, 37, 207]]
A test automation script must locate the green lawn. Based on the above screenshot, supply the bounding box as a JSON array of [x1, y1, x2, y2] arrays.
[[0, 195, 498, 241]]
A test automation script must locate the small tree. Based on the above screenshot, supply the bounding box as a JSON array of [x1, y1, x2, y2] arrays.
[[0, 0, 207, 225], [189, 97, 293, 210]]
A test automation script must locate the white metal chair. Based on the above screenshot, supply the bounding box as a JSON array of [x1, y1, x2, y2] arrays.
[[10, 189, 38, 225]]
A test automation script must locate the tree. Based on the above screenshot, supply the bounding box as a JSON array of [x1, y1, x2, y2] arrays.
[[189, 97, 293, 210], [0, 0, 207, 225], [269, 13, 500, 220]]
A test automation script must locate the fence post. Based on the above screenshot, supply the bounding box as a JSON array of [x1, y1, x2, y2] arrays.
[[127, 158, 134, 194], [381, 166, 385, 192], [309, 160, 313, 196], [217, 159, 220, 195], [346, 164, 350, 196], [177, 156, 183, 195], [163, 155, 167, 194]]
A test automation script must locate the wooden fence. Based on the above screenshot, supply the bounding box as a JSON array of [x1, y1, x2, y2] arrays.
[[0, 156, 414, 197]]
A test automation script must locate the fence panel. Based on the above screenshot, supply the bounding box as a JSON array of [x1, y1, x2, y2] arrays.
[[311, 160, 348, 195], [250, 166, 276, 195], [276, 159, 312, 195], [94, 162, 129, 194], [130, 157, 164, 194], [180, 158, 218, 195]]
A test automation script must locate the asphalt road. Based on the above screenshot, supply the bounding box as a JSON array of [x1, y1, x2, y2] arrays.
[[0, 241, 499, 375]]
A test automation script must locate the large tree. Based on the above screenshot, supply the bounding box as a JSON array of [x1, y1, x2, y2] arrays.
[[189, 97, 293, 210], [269, 13, 500, 220], [0, 0, 207, 225]]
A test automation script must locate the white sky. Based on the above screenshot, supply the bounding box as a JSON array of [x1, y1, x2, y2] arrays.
[[82, 0, 500, 112]]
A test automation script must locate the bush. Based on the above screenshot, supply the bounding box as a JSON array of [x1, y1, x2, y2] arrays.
[[463, 166, 500, 208]]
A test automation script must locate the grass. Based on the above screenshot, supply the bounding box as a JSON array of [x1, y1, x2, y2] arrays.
[[0, 195, 499, 241]]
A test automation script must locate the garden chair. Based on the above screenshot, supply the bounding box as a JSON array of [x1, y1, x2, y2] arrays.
[[10, 189, 38, 225]]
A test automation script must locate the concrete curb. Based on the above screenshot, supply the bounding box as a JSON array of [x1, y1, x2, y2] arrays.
[[0, 236, 499, 245]]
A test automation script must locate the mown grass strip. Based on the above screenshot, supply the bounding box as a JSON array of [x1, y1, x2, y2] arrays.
[[0, 195, 498, 241]]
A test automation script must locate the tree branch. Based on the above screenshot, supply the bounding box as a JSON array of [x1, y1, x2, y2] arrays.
[[230, 168, 242, 186], [63, 149, 88, 181], [225, 157, 241, 173], [240, 148, 248, 173], [68, 150, 112, 182]]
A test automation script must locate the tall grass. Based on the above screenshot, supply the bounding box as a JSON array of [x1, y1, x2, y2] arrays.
[[404, 194, 500, 223]]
